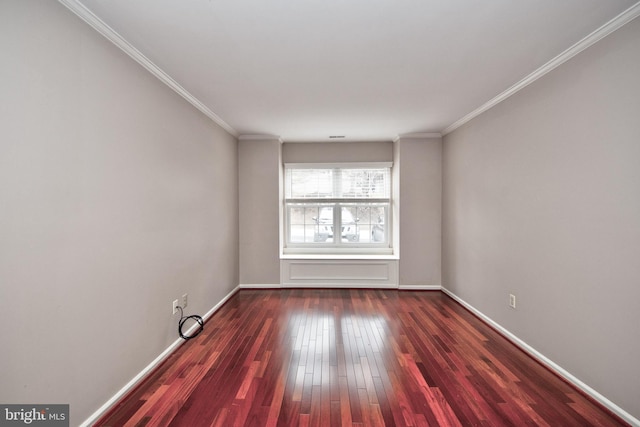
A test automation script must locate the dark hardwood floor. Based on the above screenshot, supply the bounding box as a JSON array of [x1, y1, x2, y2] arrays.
[[98, 289, 627, 426]]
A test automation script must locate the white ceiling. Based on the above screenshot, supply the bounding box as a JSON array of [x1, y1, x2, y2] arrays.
[[71, 0, 637, 142]]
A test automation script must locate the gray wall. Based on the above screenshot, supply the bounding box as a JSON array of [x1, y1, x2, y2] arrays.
[[283, 141, 393, 163], [395, 136, 442, 287], [239, 138, 282, 284], [442, 17, 640, 419], [0, 1, 239, 424], [283, 139, 441, 287]]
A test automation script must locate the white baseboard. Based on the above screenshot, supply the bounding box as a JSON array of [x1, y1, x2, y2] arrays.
[[239, 283, 281, 289], [441, 287, 639, 427], [241, 284, 442, 290], [283, 283, 398, 289], [398, 284, 442, 290], [79, 286, 240, 427], [241, 284, 443, 290], [241, 283, 402, 289]]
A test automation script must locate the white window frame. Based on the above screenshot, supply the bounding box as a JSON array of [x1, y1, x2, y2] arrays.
[[283, 162, 393, 255]]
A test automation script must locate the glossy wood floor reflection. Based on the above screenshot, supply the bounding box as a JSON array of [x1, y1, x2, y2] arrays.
[[98, 290, 626, 426]]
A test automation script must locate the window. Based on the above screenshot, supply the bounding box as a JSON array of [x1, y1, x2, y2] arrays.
[[284, 163, 392, 254]]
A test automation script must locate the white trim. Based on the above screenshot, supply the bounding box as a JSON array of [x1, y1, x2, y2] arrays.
[[281, 259, 399, 288], [79, 286, 240, 427], [281, 283, 398, 289], [239, 134, 283, 142], [225, 284, 441, 290], [398, 285, 442, 291], [441, 287, 640, 427], [239, 283, 408, 289], [442, 2, 640, 136], [394, 133, 442, 142], [57, 0, 238, 138], [280, 254, 398, 260], [239, 284, 281, 289]]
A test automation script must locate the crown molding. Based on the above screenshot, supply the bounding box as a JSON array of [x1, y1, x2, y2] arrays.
[[57, 0, 238, 138], [393, 132, 442, 142], [238, 134, 283, 143], [442, 2, 640, 136]]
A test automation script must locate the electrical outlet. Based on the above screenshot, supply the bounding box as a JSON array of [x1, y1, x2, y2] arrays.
[[182, 293, 188, 308], [509, 294, 516, 309], [172, 299, 180, 315]]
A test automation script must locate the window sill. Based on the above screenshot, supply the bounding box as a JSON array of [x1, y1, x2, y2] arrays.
[[280, 253, 398, 260]]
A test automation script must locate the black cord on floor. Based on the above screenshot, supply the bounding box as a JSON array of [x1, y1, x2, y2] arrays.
[[176, 306, 204, 340]]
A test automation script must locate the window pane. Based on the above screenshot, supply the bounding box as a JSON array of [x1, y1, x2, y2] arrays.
[[304, 225, 316, 243], [340, 206, 359, 243], [356, 205, 373, 243], [371, 206, 386, 243], [286, 169, 334, 199], [288, 206, 306, 243], [340, 169, 389, 199], [287, 204, 339, 244], [339, 204, 387, 244], [288, 205, 335, 243], [287, 202, 388, 246], [313, 206, 333, 242]]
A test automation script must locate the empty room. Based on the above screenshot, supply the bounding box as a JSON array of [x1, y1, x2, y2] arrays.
[[1, 0, 639, 426]]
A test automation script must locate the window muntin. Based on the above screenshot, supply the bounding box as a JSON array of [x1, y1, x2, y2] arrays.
[[284, 164, 391, 252]]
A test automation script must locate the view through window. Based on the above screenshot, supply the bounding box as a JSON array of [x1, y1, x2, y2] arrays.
[[284, 163, 391, 252]]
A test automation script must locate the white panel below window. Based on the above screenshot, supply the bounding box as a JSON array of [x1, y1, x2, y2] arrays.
[[280, 259, 398, 288]]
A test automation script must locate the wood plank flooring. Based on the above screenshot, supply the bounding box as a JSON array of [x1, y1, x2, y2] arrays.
[[98, 289, 627, 426]]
